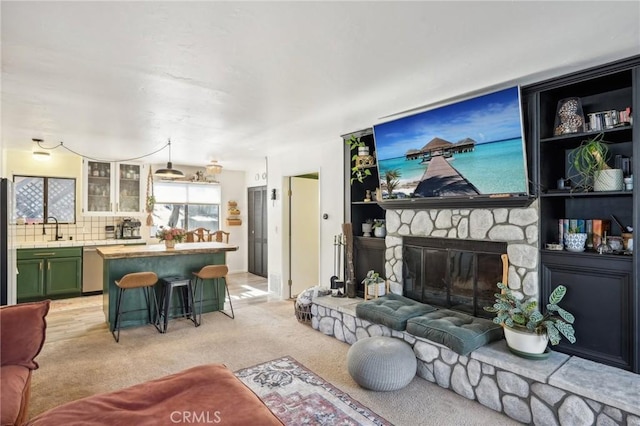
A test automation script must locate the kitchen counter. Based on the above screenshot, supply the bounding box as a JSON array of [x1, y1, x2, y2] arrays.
[[96, 242, 237, 259], [99, 242, 237, 331], [16, 239, 145, 249]]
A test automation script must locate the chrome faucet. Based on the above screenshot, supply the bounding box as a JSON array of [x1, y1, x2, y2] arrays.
[[47, 216, 63, 241]]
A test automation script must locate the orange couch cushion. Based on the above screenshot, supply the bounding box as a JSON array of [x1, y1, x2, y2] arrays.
[[0, 365, 32, 426], [26, 364, 284, 426], [0, 300, 50, 370]]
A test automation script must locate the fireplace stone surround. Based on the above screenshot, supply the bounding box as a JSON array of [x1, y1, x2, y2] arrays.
[[383, 201, 540, 302]]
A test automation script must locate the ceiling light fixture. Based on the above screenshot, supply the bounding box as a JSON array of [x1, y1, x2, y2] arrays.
[[154, 139, 184, 179], [32, 138, 51, 161], [205, 160, 223, 175]]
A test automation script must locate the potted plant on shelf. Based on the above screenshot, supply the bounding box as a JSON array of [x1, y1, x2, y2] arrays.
[[346, 135, 372, 184], [564, 227, 587, 252], [383, 169, 401, 199], [569, 132, 623, 192], [373, 219, 386, 238], [484, 282, 576, 357]]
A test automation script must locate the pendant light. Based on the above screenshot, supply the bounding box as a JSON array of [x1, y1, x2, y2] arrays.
[[32, 138, 51, 161], [154, 139, 184, 179], [206, 160, 223, 175]]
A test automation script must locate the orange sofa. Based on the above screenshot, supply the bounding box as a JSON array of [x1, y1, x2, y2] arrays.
[[25, 364, 284, 426], [0, 300, 50, 426]]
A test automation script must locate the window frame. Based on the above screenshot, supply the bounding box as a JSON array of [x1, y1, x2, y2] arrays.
[[13, 175, 77, 224]]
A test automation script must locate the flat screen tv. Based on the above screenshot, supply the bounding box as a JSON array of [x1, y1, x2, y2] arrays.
[[373, 86, 529, 201]]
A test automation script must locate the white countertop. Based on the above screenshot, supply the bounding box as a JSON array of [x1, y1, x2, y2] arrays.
[[15, 239, 146, 249]]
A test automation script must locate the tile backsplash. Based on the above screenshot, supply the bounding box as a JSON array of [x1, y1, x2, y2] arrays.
[[14, 216, 139, 243]]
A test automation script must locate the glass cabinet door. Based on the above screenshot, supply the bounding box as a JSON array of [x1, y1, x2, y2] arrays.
[[117, 163, 141, 212], [86, 161, 112, 213]]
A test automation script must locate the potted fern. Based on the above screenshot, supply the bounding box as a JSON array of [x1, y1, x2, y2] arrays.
[[569, 132, 623, 192], [484, 282, 576, 356]]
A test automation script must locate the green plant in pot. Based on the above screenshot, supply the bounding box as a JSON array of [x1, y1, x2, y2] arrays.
[[569, 132, 623, 192], [484, 282, 576, 356], [383, 169, 401, 199], [346, 135, 372, 184], [362, 270, 386, 297]]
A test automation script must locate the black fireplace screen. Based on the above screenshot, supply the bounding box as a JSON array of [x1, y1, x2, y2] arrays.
[[403, 237, 507, 318]]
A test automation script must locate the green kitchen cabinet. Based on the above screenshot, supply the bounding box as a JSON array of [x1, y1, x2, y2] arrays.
[[17, 247, 82, 302]]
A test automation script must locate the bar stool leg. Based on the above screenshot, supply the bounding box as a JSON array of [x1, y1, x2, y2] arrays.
[[111, 287, 125, 343], [219, 276, 235, 319]]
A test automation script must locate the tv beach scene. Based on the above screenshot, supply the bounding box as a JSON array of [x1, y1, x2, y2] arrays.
[[372, 86, 529, 199]]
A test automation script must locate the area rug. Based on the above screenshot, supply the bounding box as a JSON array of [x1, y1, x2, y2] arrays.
[[235, 356, 392, 426]]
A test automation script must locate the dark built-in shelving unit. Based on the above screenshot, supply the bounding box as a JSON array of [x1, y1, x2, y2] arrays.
[[522, 55, 639, 372]]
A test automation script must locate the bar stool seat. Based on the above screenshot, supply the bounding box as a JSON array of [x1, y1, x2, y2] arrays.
[[158, 276, 198, 332], [192, 265, 234, 324], [112, 271, 161, 343]]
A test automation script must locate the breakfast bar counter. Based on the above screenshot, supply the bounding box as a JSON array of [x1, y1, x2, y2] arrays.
[[97, 242, 238, 330]]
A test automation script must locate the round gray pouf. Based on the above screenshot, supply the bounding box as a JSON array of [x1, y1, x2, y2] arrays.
[[347, 336, 417, 391]]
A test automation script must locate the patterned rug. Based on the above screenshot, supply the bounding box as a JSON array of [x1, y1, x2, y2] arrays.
[[235, 356, 392, 426]]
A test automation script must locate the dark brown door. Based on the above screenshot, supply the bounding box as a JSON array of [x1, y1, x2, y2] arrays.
[[248, 186, 268, 277]]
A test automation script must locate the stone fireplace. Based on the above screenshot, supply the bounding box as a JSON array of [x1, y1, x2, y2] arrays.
[[383, 201, 540, 302]]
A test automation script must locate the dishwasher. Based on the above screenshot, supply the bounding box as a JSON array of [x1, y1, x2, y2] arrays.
[[82, 247, 105, 293], [83, 246, 127, 293]]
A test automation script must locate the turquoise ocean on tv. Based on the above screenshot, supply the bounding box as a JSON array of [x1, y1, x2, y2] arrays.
[[378, 138, 528, 195]]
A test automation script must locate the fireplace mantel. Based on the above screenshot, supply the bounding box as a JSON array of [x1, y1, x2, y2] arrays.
[[377, 195, 536, 210]]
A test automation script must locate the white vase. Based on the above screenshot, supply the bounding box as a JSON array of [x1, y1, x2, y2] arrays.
[[357, 146, 370, 156], [594, 169, 624, 192], [374, 226, 386, 238], [503, 326, 549, 354], [362, 223, 373, 237]]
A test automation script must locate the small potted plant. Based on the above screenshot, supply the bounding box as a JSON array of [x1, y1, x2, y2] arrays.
[[155, 226, 187, 249], [383, 169, 401, 199], [484, 282, 576, 356], [564, 227, 587, 252], [362, 270, 386, 299], [569, 132, 623, 192], [373, 219, 386, 238], [346, 135, 372, 184]]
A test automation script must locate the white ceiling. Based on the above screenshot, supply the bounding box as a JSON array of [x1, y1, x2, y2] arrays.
[[2, 1, 639, 171]]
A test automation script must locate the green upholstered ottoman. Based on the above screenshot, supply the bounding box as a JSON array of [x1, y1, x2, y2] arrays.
[[406, 309, 504, 356], [347, 336, 417, 391], [355, 293, 437, 331]]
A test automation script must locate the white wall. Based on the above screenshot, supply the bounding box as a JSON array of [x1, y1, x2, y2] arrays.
[[267, 139, 344, 299]]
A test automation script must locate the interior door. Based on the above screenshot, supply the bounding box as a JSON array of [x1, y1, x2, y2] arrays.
[[290, 176, 319, 297], [248, 186, 268, 277]]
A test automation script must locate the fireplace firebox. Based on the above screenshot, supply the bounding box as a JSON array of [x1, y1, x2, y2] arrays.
[[402, 237, 508, 318]]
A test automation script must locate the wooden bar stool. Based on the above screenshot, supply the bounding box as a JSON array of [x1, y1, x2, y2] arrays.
[[111, 271, 162, 343], [192, 265, 234, 324]]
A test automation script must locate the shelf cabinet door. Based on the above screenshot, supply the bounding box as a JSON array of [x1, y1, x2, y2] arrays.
[[16, 259, 45, 300], [84, 160, 114, 215], [46, 257, 82, 296], [116, 163, 143, 213], [541, 252, 633, 371]]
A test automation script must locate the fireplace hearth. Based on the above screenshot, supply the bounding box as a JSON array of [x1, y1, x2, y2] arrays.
[[402, 237, 507, 318]]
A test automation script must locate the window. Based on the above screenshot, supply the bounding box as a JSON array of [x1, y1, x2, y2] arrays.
[[153, 182, 220, 231], [14, 176, 76, 223]]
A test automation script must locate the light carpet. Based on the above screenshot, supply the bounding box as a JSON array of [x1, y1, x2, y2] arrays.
[[236, 356, 391, 426]]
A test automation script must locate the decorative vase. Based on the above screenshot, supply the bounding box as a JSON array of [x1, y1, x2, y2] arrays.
[[362, 223, 373, 237], [164, 240, 176, 249], [374, 226, 386, 238], [357, 146, 370, 156], [594, 169, 624, 192], [503, 326, 549, 355], [367, 282, 386, 297], [563, 233, 587, 252]]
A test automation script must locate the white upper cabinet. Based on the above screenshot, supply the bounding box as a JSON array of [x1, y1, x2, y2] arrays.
[[83, 160, 145, 216]]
